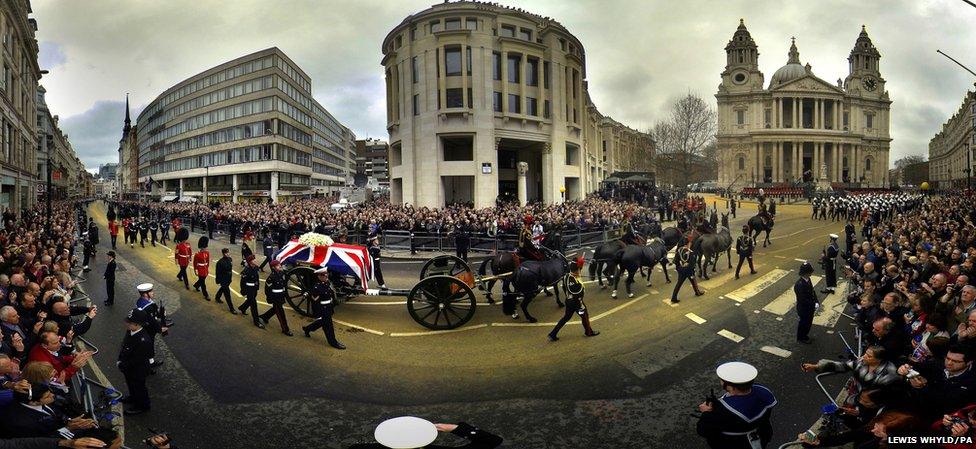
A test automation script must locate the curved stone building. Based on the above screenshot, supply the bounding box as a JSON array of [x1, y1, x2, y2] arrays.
[[382, 1, 653, 208], [136, 47, 356, 203], [716, 21, 891, 190]]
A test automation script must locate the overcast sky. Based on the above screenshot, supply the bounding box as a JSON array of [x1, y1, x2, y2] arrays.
[[32, 0, 976, 172]]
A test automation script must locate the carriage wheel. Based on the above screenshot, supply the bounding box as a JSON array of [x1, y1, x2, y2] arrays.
[[419, 255, 472, 280], [285, 266, 316, 317], [407, 275, 476, 330]]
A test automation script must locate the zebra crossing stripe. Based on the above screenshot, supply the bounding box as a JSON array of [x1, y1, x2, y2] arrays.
[[813, 283, 850, 327], [763, 276, 822, 315], [725, 269, 790, 303], [685, 313, 706, 324]]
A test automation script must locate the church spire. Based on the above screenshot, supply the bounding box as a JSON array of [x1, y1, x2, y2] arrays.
[[122, 93, 131, 138], [787, 37, 800, 64]]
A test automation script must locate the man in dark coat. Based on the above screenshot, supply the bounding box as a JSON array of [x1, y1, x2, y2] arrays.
[[237, 255, 263, 328], [259, 260, 292, 336], [103, 251, 116, 306], [214, 248, 235, 314], [259, 234, 275, 272], [795, 261, 819, 344], [821, 234, 839, 295], [671, 238, 704, 304], [368, 235, 386, 289], [734, 225, 755, 280], [118, 308, 154, 415]]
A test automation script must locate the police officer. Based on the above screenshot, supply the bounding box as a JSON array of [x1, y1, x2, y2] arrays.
[[228, 217, 239, 245], [118, 308, 154, 415], [259, 260, 292, 336], [237, 255, 263, 328], [735, 225, 756, 280], [548, 256, 598, 341], [821, 234, 839, 295], [214, 248, 235, 314], [259, 233, 275, 272], [795, 261, 819, 344], [367, 234, 386, 289], [104, 250, 116, 306], [730, 197, 737, 218], [301, 267, 345, 349], [696, 362, 777, 449], [671, 238, 705, 304], [135, 283, 168, 369]]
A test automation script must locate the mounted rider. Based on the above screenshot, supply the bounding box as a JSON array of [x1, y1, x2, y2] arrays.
[[518, 215, 545, 261], [620, 209, 642, 246]]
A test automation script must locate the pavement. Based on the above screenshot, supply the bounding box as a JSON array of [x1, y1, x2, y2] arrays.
[[75, 196, 853, 449]]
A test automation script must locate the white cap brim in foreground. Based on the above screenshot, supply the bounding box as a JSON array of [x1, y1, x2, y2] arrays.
[[716, 361, 758, 384], [829, 234, 839, 239], [374, 416, 438, 449], [136, 283, 154, 292]]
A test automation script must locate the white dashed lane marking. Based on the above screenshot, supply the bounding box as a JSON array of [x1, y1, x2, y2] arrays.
[[717, 329, 744, 343], [685, 313, 707, 324], [725, 269, 790, 303], [760, 345, 792, 358]]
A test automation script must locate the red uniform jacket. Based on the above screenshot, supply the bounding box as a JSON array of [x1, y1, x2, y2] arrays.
[[175, 242, 192, 267], [193, 250, 210, 277], [172, 218, 181, 231], [27, 344, 78, 382], [108, 220, 119, 236]]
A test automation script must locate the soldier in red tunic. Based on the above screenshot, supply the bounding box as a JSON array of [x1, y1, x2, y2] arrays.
[[174, 228, 192, 290], [193, 236, 211, 300]]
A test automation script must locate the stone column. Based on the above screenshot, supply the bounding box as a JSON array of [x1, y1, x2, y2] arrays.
[[820, 100, 826, 130], [793, 98, 799, 128], [813, 100, 819, 129], [793, 142, 800, 182], [178, 178, 184, 198], [853, 145, 859, 183], [202, 174, 208, 203], [517, 161, 528, 206], [270, 171, 279, 204], [232, 174, 239, 203], [832, 144, 839, 182], [777, 142, 784, 182]]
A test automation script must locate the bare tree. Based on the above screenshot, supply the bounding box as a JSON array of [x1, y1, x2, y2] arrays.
[[894, 154, 927, 170], [652, 93, 717, 186]]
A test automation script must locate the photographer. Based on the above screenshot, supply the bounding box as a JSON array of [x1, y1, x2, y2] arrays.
[[930, 405, 976, 449]]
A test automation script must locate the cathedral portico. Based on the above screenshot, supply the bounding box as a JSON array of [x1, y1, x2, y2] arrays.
[[716, 21, 892, 190]]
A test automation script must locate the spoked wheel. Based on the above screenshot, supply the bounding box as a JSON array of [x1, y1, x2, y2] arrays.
[[284, 266, 316, 317], [407, 275, 477, 330], [420, 255, 471, 280]]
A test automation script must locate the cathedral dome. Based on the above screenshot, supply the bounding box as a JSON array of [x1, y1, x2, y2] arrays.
[[770, 38, 806, 87]]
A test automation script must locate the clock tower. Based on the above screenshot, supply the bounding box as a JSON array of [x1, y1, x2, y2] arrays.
[[720, 19, 764, 92], [845, 25, 885, 98]]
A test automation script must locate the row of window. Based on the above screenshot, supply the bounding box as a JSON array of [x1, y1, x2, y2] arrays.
[[139, 120, 270, 164], [278, 172, 311, 186], [313, 162, 345, 177], [274, 57, 311, 93], [141, 97, 275, 151], [139, 56, 274, 121], [430, 17, 479, 34], [278, 121, 311, 147], [142, 144, 275, 176], [277, 145, 311, 166], [499, 24, 532, 41], [277, 74, 315, 116], [141, 76, 274, 140]]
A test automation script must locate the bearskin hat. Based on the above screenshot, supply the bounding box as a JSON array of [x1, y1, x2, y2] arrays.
[[198, 236, 209, 249], [175, 228, 189, 243]]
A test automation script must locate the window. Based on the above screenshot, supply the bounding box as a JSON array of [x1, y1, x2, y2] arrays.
[[413, 94, 420, 116], [508, 94, 520, 113], [444, 18, 461, 31], [843, 112, 849, 127], [442, 136, 474, 161], [507, 54, 520, 83], [493, 92, 502, 112], [526, 97, 538, 116], [543, 61, 550, 88], [394, 35, 402, 49], [466, 46, 472, 75], [572, 69, 579, 98], [519, 28, 532, 41], [866, 158, 872, 170], [738, 157, 745, 170], [446, 88, 463, 108], [465, 18, 477, 30], [736, 110, 744, 125], [430, 20, 442, 33], [565, 144, 580, 166], [526, 58, 539, 86], [543, 100, 550, 118], [866, 114, 874, 129], [412, 56, 419, 83], [492, 52, 501, 80], [500, 25, 515, 37], [445, 46, 462, 76], [559, 38, 567, 51], [764, 109, 771, 125], [410, 27, 417, 40]]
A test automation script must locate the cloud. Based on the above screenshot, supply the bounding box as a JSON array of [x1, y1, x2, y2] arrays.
[[38, 41, 65, 69], [58, 100, 128, 171], [28, 0, 976, 170]]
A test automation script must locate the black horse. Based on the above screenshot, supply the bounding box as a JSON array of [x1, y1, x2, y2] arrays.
[[660, 226, 684, 251], [479, 235, 562, 305], [611, 238, 671, 299], [694, 226, 733, 279], [501, 251, 572, 323], [747, 213, 775, 247], [588, 241, 621, 289]]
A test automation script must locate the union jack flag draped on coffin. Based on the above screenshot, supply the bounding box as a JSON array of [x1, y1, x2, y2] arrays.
[[274, 240, 373, 290]]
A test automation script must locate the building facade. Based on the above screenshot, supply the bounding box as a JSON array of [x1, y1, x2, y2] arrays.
[[97, 162, 117, 181], [382, 1, 653, 208], [928, 90, 974, 189], [136, 47, 356, 203], [716, 22, 891, 190], [36, 87, 77, 201], [355, 138, 390, 187]]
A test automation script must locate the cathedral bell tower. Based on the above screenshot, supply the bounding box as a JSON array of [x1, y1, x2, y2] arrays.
[[720, 19, 764, 92], [845, 25, 885, 97]]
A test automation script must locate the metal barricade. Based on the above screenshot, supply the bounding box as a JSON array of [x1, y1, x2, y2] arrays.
[[382, 230, 413, 251]]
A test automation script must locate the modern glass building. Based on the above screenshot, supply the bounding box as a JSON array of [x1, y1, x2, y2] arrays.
[[137, 47, 356, 203]]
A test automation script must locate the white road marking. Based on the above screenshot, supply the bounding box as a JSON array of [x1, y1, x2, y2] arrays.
[[662, 298, 679, 308], [813, 282, 849, 327], [685, 313, 706, 324], [589, 293, 648, 321], [718, 329, 744, 343], [332, 319, 385, 335], [390, 323, 490, 336], [760, 345, 792, 358], [490, 322, 557, 327], [725, 269, 790, 302], [763, 276, 822, 315], [794, 258, 807, 262]]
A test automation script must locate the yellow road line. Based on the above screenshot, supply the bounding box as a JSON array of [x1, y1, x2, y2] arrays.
[[389, 323, 489, 337], [490, 321, 557, 327]]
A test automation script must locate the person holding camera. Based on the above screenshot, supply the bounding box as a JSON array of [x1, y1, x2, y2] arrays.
[[696, 362, 776, 449], [903, 346, 976, 418]]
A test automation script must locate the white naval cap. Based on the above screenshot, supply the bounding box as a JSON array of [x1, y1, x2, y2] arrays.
[[314, 267, 328, 274], [136, 283, 154, 293], [716, 361, 758, 384], [829, 234, 839, 239], [374, 416, 437, 449]]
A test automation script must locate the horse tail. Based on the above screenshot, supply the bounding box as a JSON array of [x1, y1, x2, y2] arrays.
[[478, 257, 491, 277]]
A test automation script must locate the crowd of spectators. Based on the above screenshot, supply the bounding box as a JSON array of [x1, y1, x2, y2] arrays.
[[797, 191, 976, 448]]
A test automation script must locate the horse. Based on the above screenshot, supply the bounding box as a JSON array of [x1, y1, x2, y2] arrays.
[[589, 242, 622, 289], [478, 252, 515, 303], [638, 221, 663, 239], [708, 209, 718, 231], [695, 226, 733, 280], [501, 251, 572, 323], [747, 213, 775, 247], [660, 226, 684, 251], [611, 237, 671, 299]]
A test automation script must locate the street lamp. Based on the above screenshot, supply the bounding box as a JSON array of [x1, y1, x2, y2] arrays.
[[559, 185, 566, 202]]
